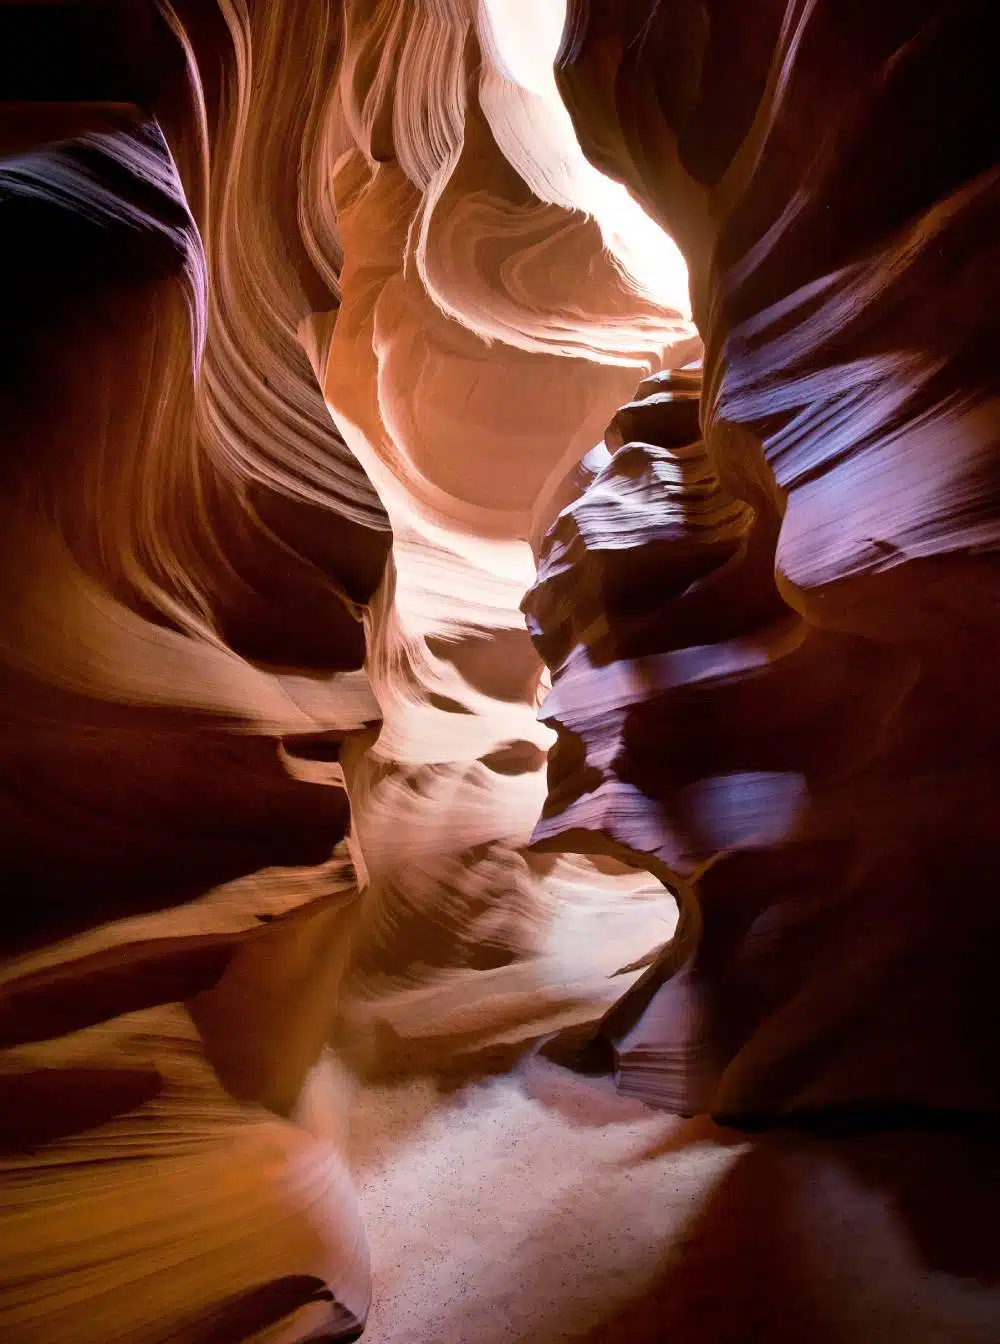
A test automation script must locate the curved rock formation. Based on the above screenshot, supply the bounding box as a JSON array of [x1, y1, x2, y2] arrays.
[[0, 1, 689, 1337], [524, 0, 1000, 1125], [0, 7, 388, 1338], [5, 0, 1000, 1338], [317, 0, 694, 1057]]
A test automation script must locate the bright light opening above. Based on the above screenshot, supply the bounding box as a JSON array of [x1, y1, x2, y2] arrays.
[[476, 0, 692, 320]]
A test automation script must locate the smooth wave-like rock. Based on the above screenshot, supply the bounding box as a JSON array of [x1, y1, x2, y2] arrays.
[[5, 0, 1000, 1339], [523, 0, 1000, 1125], [317, 0, 693, 1047], [0, 5, 392, 1335], [0, 1, 688, 1337]]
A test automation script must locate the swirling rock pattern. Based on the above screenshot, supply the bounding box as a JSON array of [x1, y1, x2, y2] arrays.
[[317, 0, 693, 1051], [0, 5, 387, 1338], [5, 0, 1000, 1338], [0, 1, 688, 1338], [524, 0, 1000, 1124]]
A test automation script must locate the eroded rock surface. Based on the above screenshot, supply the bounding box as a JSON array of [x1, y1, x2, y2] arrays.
[[524, 0, 1000, 1124], [1, 7, 387, 1338], [316, 0, 693, 1060], [3, 0, 1000, 1340], [0, 2, 686, 1338]]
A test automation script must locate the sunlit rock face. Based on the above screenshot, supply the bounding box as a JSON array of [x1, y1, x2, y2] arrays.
[[0, 6, 386, 1339], [5, 0, 997, 1337], [524, 0, 1000, 1124], [316, 0, 694, 1057], [0, 1, 691, 1338]]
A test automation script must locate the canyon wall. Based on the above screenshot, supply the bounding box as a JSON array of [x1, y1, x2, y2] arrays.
[[318, 0, 695, 1068], [525, 0, 1000, 1124], [1, 6, 386, 1338], [2, 0, 999, 1340], [0, 1, 689, 1338]]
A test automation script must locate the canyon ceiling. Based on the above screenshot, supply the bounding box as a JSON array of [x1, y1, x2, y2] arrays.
[[1, 1, 999, 1341]]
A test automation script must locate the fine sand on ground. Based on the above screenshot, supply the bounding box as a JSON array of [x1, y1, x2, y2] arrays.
[[351, 1062, 1000, 1344], [351, 1064, 739, 1343], [337, 870, 1000, 1344]]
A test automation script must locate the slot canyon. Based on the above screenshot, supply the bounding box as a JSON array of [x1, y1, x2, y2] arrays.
[[2, 0, 999, 1339]]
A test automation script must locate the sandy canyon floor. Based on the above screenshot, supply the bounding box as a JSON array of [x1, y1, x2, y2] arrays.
[[342, 889, 1000, 1344], [352, 1069, 1000, 1344]]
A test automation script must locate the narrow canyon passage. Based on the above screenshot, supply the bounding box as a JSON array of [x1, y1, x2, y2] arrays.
[[2, 1, 1000, 1342]]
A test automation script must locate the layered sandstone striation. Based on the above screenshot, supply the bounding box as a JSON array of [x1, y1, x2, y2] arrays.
[[3, 0, 1000, 1340], [0, 1, 689, 1338], [524, 0, 1000, 1124], [316, 0, 693, 1063], [1, 7, 387, 1338]]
